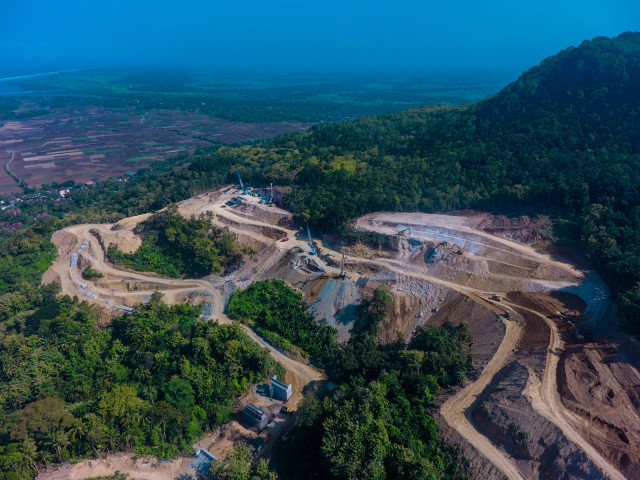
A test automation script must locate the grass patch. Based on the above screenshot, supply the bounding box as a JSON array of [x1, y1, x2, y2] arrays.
[[82, 265, 103, 279], [127, 156, 155, 163]]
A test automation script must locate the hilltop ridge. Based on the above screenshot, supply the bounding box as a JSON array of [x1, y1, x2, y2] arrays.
[[477, 31, 640, 150]]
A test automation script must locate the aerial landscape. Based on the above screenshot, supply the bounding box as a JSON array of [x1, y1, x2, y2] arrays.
[[2, 1, 640, 480]]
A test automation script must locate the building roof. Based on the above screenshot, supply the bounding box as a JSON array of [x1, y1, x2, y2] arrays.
[[243, 403, 266, 421], [271, 376, 290, 390]]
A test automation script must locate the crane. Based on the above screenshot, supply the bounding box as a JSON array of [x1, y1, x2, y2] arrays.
[[236, 169, 247, 195], [340, 249, 346, 278], [306, 223, 317, 255]]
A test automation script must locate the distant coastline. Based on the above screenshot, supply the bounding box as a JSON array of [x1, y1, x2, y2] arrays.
[[0, 68, 83, 83]]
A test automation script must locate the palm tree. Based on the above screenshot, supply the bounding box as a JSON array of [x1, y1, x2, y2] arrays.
[[69, 418, 87, 456], [18, 438, 38, 475], [104, 426, 120, 453], [43, 429, 70, 463], [139, 384, 157, 404], [70, 418, 87, 442]]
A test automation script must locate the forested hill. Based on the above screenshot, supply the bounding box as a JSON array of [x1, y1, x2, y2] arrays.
[[477, 31, 640, 151], [192, 32, 640, 329], [210, 32, 640, 223]]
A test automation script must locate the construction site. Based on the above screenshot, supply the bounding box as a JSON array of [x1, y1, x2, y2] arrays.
[[40, 176, 640, 480]]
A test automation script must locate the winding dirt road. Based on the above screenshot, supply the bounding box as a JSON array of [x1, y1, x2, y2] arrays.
[[441, 315, 526, 479], [181, 202, 619, 479], [516, 304, 626, 480], [356, 212, 623, 480], [43, 193, 627, 479], [47, 223, 322, 386]]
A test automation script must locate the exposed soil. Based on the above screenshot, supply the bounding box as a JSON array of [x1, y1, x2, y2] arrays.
[[40, 197, 640, 479], [357, 211, 637, 480]]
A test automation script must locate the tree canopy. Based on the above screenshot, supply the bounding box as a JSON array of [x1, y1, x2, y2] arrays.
[[108, 210, 253, 277], [0, 290, 279, 478]]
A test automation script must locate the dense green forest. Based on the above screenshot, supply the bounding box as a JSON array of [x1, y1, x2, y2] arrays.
[[108, 210, 252, 277], [0, 289, 279, 478], [0, 224, 57, 295], [227, 279, 335, 358]]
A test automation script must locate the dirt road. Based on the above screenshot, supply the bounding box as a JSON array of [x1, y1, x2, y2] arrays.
[[356, 212, 582, 280], [43, 193, 631, 479], [517, 304, 627, 480], [46, 220, 322, 383], [42, 199, 324, 480], [355, 212, 624, 479], [441, 315, 526, 479]]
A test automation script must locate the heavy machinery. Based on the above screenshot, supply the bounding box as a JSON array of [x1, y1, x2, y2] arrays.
[[339, 249, 346, 278], [306, 224, 317, 255], [236, 169, 248, 195]]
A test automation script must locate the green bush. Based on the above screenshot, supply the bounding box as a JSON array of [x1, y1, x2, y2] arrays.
[[82, 265, 103, 279]]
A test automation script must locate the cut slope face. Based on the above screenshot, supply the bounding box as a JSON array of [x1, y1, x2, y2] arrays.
[[42, 188, 640, 479], [356, 211, 639, 480]]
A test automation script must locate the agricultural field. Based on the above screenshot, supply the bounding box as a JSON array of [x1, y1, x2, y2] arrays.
[[0, 106, 306, 191], [3, 68, 508, 123], [0, 68, 506, 193]]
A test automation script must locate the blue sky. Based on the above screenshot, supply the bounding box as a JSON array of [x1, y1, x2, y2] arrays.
[[1, 0, 639, 75]]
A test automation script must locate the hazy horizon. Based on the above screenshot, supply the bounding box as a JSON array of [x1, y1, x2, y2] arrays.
[[3, 1, 639, 78]]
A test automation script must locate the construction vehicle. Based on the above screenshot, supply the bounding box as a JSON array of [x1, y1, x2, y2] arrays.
[[339, 249, 346, 278], [306, 224, 317, 255], [236, 169, 248, 195]]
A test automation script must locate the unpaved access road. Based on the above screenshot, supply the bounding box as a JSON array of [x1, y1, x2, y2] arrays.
[[42, 206, 323, 480], [441, 316, 526, 480], [46, 222, 323, 388], [356, 212, 623, 480], [43, 193, 623, 479], [356, 212, 582, 280], [45, 223, 228, 316], [517, 303, 627, 480]]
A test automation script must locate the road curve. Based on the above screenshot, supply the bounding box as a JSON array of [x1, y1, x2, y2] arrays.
[[441, 315, 526, 480], [46, 222, 323, 390], [45, 196, 612, 479], [515, 304, 627, 480]]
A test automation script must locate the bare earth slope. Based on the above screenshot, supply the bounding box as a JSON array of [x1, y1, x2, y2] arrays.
[[41, 193, 640, 479], [357, 212, 640, 479]]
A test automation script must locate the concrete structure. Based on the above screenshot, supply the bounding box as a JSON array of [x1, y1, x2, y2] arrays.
[[242, 402, 269, 430], [191, 448, 217, 472], [270, 375, 292, 401]]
